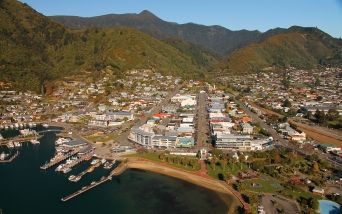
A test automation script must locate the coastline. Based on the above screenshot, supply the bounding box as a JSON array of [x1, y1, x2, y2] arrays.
[[115, 157, 243, 214]]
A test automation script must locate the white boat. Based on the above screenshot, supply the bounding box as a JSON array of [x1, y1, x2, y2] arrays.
[[101, 159, 107, 164], [42, 124, 49, 128], [0, 134, 3, 140], [62, 167, 71, 174], [20, 129, 35, 136], [9, 124, 14, 129], [55, 138, 70, 145], [14, 142, 21, 147], [32, 123, 37, 127], [0, 152, 9, 160], [55, 164, 64, 172], [7, 142, 14, 148], [103, 161, 113, 169], [19, 123, 23, 128], [0, 125, 4, 129], [90, 159, 99, 165], [68, 175, 81, 182], [28, 123, 33, 128], [30, 139, 40, 145], [4, 125, 9, 129], [14, 123, 19, 129]]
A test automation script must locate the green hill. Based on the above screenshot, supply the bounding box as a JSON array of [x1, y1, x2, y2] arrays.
[[216, 27, 342, 75], [0, 0, 212, 91]]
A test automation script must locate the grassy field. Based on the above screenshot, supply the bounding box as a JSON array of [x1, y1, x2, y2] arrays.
[[127, 152, 201, 172], [240, 175, 284, 193], [207, 162, 248, 180], [86, 132, 118, 143]]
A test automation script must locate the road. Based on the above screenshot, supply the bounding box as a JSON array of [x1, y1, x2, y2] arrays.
[[229, 95, 342, 168], [114, 83, 185, 145], [195, 91, 209, 149]]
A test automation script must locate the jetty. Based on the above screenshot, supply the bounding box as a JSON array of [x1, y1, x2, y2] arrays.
[[61, 175, 112, 202], [40, 149, 80, 170], [0, 151, 19, 163], [71, 161, 101, 179]]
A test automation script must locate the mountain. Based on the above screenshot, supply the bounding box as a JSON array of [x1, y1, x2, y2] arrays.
[[50, 11, 265, 56], [0, 0, 213, 91], [216, 26, 342, 75]]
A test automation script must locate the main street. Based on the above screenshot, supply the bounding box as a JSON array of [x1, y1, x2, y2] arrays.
[[195, 91, 210, 149]]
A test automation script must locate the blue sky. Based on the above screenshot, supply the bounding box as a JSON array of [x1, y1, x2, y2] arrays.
[[20, 0, 342, 38]]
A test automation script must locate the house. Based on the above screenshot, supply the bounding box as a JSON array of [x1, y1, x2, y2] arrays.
[[312, 187, 325, 195], [241, 123, 253, 134]]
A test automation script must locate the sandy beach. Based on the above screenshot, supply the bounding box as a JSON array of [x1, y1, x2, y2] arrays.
[[114, 157, 244, 214]]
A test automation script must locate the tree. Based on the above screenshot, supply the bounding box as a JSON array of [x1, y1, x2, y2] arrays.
[[211, 157, 217, 170], [326, 109, 339, 121], [273, 153, 282, 164], [282, 99, 292, 108], [314, 76, 321, 87], [221, 158, 228, 171], [282, 76, 290, 90], [312, 161, 319, 173], [211, 148, 223, 158], [225, 172, 232, 182], [314, 109, 326, 124]]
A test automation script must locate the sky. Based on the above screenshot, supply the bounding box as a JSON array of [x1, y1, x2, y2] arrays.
[[20, 0, 342, 38]]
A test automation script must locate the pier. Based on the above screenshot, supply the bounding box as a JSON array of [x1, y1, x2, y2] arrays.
[[61, 175, 112, 202], [72, 161, 101, 179], [40, 149, 80, 170]]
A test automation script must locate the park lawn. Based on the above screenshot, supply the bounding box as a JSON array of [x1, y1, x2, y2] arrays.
[[207, 162, 248, 180], [86, 132, 118, 143], [240, 176, 284, 193], [280, 187, 322, 201], [127, 152, 201, 172]]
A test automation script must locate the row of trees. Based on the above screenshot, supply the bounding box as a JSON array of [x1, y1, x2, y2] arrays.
[[158, 153, 199, 169], [304, 109, 342, 128]]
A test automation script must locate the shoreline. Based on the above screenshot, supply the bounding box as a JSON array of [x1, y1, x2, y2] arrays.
[[115, 157, 244, 214]]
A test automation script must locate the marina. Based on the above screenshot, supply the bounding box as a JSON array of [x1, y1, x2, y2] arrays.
[[40, 149, 80, 170]]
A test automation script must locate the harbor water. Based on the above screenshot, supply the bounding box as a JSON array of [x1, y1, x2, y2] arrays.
[[0, 128, 231, 214]]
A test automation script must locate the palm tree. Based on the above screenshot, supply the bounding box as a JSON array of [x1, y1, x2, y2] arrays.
[[221, 158, 228, 171], [211, 157, 217, 170]]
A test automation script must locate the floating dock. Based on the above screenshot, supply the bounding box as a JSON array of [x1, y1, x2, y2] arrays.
[[61, 175, 112, 202], [40, 150, 79, 170]]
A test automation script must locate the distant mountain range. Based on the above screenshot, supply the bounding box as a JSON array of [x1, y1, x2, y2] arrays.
[[0, 0, 214, 91], [1, 0, 341, 92], [217, 26, 342, 75], [50, 11, 286, 56]]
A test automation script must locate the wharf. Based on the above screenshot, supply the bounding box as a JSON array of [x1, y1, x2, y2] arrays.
[[73, 161, 101, 179], [40, 149, 79, 170], [61, 175, 112, 202]]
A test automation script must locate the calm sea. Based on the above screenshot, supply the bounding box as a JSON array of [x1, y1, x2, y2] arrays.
[[0, 127, 230, 214]]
